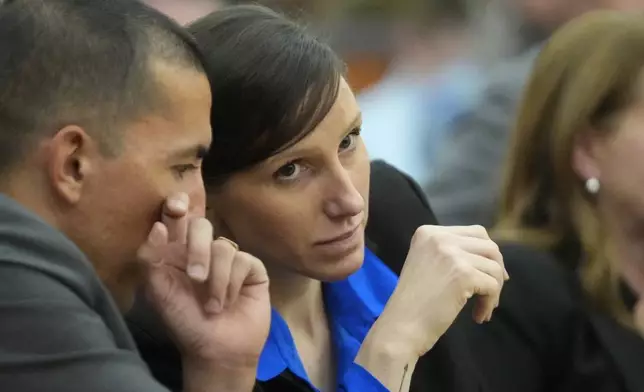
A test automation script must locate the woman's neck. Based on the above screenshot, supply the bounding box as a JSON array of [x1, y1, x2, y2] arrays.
[[267, 265, 336, 391], [267, 265, 327, 336]]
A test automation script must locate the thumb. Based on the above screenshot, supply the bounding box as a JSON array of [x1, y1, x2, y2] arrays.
[[144, 264, 174, 310], [137, 222, 168, 267]]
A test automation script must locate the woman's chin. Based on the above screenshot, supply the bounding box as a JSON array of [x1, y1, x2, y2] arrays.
[[309, 246, 365, 282]]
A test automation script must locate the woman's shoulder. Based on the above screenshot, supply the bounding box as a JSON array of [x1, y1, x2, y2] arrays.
[[499, 241, 578, 291], [464, 241, 591, 392], [496, 241, 583, 326], [367, 160, 438, 275]]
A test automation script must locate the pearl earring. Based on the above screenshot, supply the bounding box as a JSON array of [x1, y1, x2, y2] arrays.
[[585, 177, 600, 194]]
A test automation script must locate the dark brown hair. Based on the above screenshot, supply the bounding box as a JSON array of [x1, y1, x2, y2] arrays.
[[189, 5, 345, 186]]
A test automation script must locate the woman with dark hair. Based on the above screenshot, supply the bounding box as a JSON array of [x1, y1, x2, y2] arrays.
[[129, 5, 508, 392]]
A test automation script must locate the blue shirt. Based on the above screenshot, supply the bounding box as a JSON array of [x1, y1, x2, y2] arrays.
[[257, 248, 398, 391]]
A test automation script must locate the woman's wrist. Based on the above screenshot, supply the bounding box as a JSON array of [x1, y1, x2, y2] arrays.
[[372, 298, 441, 358], [355, 319, 420, 391]]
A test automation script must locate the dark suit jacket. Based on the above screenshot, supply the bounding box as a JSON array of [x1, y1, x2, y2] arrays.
[[0, 194, 168, 392], [127, 160, 486, 391], [468, 242, 644, 392]]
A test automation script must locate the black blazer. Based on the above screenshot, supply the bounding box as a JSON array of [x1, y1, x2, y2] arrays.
[[468, 242, 644, 392], [127, 160, 486, 392]]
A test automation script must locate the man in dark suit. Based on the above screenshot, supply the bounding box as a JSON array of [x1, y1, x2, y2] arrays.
[[0, 1, 269, 391]]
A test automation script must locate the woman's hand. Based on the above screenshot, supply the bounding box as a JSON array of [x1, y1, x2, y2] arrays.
[[355, 225, 507, 390], [137, 193, 271, 392]]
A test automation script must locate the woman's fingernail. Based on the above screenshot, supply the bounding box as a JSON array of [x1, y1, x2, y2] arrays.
[[504, 270, 510, 281], [187, 264, 207, 281], [170, 200, 186, 212]]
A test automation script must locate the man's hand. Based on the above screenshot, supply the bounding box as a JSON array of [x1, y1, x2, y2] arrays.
[[137, 193, 271, 392]]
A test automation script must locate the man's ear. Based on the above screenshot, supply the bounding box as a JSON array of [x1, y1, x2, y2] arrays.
[[47, 125, 95, 205]]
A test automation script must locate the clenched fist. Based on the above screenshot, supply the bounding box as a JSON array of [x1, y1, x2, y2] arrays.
[[356, 225, 507, 390]]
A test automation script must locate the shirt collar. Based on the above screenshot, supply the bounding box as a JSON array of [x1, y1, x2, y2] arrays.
[[256, 247, 398, 383]]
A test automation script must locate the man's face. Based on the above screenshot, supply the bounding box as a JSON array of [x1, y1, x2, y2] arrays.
[[67, 62, 212, 310]]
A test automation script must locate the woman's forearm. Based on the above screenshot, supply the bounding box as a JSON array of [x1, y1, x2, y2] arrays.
[[354, 325, 419, 392]]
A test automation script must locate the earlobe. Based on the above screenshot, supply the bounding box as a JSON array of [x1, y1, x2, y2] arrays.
[[47, 125, 94, 205]]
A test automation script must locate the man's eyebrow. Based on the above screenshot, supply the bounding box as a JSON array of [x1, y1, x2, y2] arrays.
[[172, 144, 210, 160], [196, 145, 209, 159]]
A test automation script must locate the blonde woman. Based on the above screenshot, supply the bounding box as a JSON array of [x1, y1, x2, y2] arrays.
[[471, 10, 644, 392]]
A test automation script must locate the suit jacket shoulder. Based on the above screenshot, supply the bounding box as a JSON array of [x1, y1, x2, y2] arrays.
[[468, 241, 633, 392], [0, 194, 165, 392], [367, 159, 437, 275]]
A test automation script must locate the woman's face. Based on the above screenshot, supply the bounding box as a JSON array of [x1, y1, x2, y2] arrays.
[[207, 78, 370, 281], [573, 83, 644, 221]]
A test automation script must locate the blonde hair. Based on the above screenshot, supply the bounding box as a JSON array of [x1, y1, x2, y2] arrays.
[[494, 11, 644, 326]]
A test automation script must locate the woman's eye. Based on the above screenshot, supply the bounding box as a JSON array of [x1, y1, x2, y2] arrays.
[[274, 162, 301, 180], [339, 128, 361, 151]]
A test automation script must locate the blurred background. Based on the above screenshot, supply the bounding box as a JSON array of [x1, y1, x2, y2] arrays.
[[144, 0, 632, 219], [144, 0, 541, 94]]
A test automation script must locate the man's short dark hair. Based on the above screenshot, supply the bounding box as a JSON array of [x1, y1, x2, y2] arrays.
[[0, 0, 205, 172], [189, 5, 345, 186]]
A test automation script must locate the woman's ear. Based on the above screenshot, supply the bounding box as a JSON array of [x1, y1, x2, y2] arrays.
[[572, 130, 603, 181]]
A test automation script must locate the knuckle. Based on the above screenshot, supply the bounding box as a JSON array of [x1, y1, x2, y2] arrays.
[[490, 262, 504, 281], [235, 251, 262, 269], [412, 225, 433, 244], [412, 226, 460, 252], [472, 225, 489, 238], [234, 251, 268, 279], [234, 251, 254, 264], [436, 242, 459, 260], [488, 239, 501, 254], [453, 260, 472, 278], [211, 238, 236, 257], [414, 225, 450, 244], [490, 243, 503, 262]]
